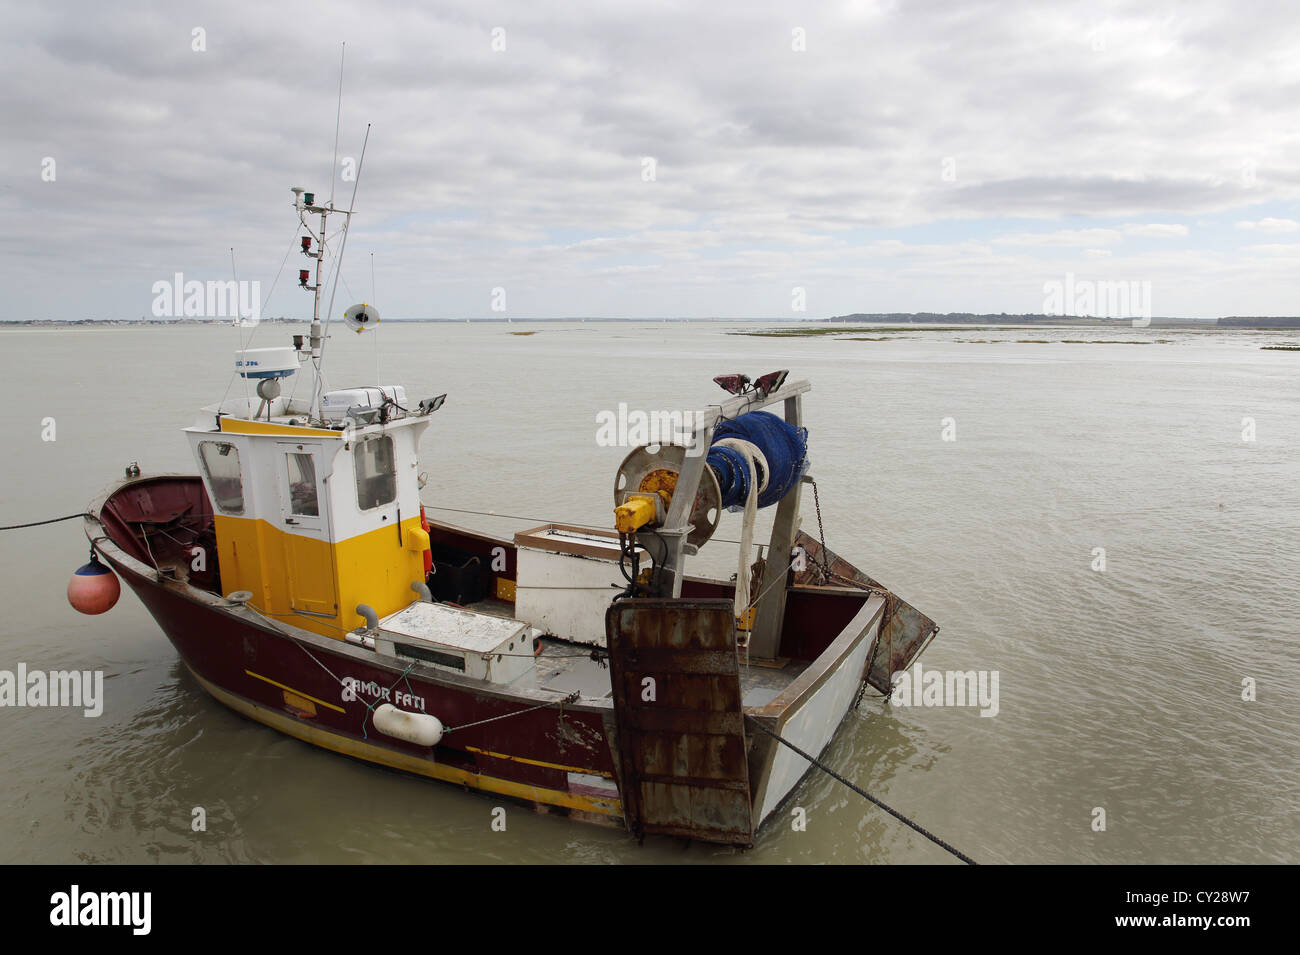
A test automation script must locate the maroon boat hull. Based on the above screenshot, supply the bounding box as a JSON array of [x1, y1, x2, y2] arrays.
[[109, 555, 627, 824], [86, 474, 929, 844]]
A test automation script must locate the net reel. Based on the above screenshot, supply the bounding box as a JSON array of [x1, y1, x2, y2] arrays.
[[613, 443, 722, 549]]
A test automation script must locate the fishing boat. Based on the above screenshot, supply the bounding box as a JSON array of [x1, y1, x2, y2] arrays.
[[71, 182, 939, 847]]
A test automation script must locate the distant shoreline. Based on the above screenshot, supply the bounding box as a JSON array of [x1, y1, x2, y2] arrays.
[[3, 314, 1299, 329]]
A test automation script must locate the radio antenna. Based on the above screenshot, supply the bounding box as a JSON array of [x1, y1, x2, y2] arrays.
[[329, 42, 345, 206], [371, 250, 379, 384], [313, 123, 371, 419]]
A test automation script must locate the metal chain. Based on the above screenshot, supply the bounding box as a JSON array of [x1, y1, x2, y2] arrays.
[[808, 479, 835, 584], [443, 691, 581, 734]]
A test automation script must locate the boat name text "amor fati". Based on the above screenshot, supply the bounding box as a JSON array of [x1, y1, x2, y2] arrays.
[[341, 677, 426, 711]]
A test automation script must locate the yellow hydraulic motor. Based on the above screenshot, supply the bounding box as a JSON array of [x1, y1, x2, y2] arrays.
[[614, 469, 676, 533]]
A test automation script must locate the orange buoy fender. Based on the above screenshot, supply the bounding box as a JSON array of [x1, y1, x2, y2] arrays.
[[68, 552, 121, 615]]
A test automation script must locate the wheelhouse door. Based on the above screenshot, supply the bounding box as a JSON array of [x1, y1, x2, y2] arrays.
[[275, 441, 338, 617]]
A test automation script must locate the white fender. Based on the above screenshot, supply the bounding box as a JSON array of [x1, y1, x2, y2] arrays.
[[373, 703, 444, 746]]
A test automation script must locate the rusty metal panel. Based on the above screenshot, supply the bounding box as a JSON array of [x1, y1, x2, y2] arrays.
[[791, 531, 939, 694], [605, 598, 754, 845]]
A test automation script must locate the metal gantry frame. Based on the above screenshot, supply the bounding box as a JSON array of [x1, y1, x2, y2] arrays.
[[653, 378, 811, 660]]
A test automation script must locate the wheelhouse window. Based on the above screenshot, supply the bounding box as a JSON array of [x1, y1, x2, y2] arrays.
[[199, 441, 245, 514], [285, 452, 320, 516], [355, 435, 396, 510]]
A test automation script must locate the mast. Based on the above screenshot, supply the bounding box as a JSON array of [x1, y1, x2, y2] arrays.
[[290, 123, 367, 425], [291, 187, 339, 422]]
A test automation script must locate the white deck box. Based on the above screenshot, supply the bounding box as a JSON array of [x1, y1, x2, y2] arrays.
[[376, 601, 534, 684], [514, 524, 647, 647]]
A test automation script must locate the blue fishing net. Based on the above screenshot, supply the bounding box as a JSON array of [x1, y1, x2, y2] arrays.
[[707, 411, 809, 509]]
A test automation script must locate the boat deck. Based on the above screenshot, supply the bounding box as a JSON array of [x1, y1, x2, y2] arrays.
[[463, 597, 808, 707]]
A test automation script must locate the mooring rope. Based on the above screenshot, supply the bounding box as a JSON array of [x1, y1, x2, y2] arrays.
[[0, 512, 95, 531], [747, 718, 978, 865]]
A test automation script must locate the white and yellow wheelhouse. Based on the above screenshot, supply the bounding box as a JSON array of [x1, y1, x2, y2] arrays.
[[186, 393, 434, 640]]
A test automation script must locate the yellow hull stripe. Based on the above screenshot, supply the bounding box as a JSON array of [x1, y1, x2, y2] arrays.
[[190, 668, 622, 818], [244, 669, 346, 714], [219, 418, 340, 438], [465, 746, 615, 779]]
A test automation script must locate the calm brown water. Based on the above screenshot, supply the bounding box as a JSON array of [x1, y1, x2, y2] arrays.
[[0, 321, 1296, 863]]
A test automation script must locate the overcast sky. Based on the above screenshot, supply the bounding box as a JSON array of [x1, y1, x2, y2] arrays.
[[4, 0, 1299, 320]]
